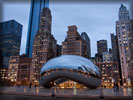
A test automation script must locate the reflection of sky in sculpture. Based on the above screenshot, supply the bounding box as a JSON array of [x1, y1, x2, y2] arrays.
[[40, 55, 101, 77]]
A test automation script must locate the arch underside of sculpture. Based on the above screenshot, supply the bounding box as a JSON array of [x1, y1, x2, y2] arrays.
[[40, 69, 101, 89]]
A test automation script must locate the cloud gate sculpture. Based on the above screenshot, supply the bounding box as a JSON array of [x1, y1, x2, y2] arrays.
[[39, 55, 101, 89]]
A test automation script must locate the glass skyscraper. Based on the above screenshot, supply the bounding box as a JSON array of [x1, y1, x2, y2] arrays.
[[0, 20, 23, 68], [26, 0, 49, 57]]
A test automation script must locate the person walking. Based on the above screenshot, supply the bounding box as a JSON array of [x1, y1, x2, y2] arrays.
[[29, 82, 32, 88], [113, 82, 116, 93], [116, 82, 119, 93]]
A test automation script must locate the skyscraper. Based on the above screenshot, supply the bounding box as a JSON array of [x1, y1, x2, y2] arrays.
[[0, 20, 23, 68], [81, 32, 91, 58], [31, 8, 57, 84], [97, 40, 108, 56], [96, 40, 108, 61], [26, 0, 49, 57], [62, 25, 86, 57], [111, 33, 119, 62], [116, 4, 133, 86]]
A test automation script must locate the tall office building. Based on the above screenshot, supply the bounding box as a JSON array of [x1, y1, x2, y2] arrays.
[[62, 25, 86, 57], [97, 40, 108, 56], [26, 0, 49, 57], [0, 20, 22, 68], [31, 8, 57, 84], [56, 44, 62, 57], [110, 33, 120, 61], [96, 40, 108, 62], [116, 4, 133, 86], [81, 32, 91, 58], [110, 33, 122, 85]]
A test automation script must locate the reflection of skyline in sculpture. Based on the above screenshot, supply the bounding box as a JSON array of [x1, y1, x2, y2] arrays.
[[26, 0, 49, 57], [40, 55, 101, 88]]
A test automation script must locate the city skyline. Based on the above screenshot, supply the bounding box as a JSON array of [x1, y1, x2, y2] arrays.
[[0, 0, 133, 89], [2, 0, 130, 57]]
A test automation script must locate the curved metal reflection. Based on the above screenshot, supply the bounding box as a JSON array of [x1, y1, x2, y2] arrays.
[[39, 55, 101, 88]]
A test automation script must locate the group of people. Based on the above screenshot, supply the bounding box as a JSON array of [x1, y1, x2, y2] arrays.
[[113, 82, 119, 93]]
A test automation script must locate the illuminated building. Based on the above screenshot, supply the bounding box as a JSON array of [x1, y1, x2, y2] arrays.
[[116, 4, 133, 86], [96, 62, 120, 88], [26, 0, 49, 57], [8, 56, 19, 83], [8, 55, 31, 85], [110, 33, 122, 85], [0, 68, 8, 85], [0, 20, 22, 68], [62, 25, 86, 57], [31, 8, 57, 84], [40, 55, 101, 89]]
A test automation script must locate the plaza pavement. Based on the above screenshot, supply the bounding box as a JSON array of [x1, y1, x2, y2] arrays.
[[0, 86, 132, 100]]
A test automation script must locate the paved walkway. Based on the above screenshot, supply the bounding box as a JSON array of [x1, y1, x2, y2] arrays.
[[0, 86, 133, 100]]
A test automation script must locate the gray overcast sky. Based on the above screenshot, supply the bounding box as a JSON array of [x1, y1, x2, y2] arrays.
[[2, 0, 129, 57]]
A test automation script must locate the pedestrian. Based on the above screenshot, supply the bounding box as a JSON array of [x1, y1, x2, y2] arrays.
[[113, 82, 116, 93], [29, 82, 32, 88], [116, 82, 119, 93], [35, 83, 37, 88], [18, 84, 20, 88]]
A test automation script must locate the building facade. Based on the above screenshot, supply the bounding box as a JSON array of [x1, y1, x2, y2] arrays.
[[116, 4, 133, 86], [62, 25, 86, 57], [0, 20, 22, 68], [96, 62, 120, 88], [0, 67, 8, 85], [110, 33, 122, 85], [8, 55, 31, 85], [31, 8, 57, 84], [56, 44, 62, 57], [8, 56, 19, 84], [26, 0, 49, 57], [17, 55, 32, 85], [96, 40, 108, 62], [102, 51, 113, 62], [97, 40, 108, 56], [111, 33, 120, 62], [81, 32, 91, 58]]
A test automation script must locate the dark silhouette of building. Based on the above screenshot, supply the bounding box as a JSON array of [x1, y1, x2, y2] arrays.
[[116, 4, 133, 86], [111, 33, 119, 62], [97, 40, 108, 56], [31, 8, 57, 84], [18, 55, 32, 85], [96, 40, 108, 61], [81, 32, 91, 58], [0, 20, 22, 68], [56, 44, 62, 57], [62, 25, 86, 57], [26, 0, 49, 57]]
